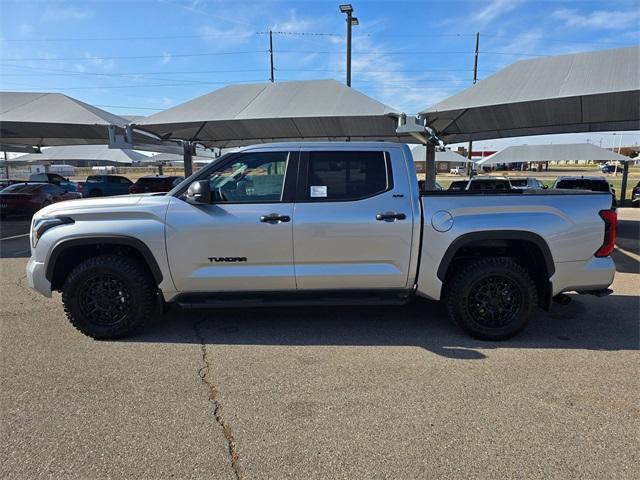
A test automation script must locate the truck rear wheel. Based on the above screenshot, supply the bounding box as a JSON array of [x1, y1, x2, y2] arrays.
[[62, 254, 157, 339], [445, 257, 537, 340]]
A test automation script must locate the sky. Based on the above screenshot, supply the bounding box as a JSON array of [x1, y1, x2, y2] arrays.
[[0, 0, 639, 151]]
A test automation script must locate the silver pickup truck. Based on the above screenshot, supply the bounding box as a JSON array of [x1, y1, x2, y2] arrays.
[[27, 142, 617, 340]]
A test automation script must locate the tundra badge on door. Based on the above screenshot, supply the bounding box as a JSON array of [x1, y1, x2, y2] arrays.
[[208, 257, 248, 263]]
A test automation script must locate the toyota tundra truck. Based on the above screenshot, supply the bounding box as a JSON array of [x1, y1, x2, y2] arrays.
[[26, 142, 617, 340]]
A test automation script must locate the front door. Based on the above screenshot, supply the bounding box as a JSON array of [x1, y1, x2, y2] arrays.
[[165, 150, 297, 292], [293, 149, 415, 290]]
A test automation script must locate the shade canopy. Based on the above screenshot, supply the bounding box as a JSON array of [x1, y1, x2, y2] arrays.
[[10, 144, 147, 165], [410, 145, 474, 163], [136, 79, 412, 148], [421, 46, 640, 144], [477, 143, 631, 165], [0, 92, 129, 147], [143, 152, 216, 165]]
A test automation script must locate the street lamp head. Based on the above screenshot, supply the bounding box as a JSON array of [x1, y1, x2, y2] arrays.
[[351, 17, 359, 25], [339, 4, 353, 13]]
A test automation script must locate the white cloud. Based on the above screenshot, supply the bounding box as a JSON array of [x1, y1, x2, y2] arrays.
[[473, 0, 528, 27], [553, 8, 640, 30], [197, 25, 254, 46], [161, 97, 174, 106], [83, 52, 114, 70], [270, 9, 314, 32], [331, 34, 461, 113], [161, 53, 172, 65], [42, 6, 94, 21]]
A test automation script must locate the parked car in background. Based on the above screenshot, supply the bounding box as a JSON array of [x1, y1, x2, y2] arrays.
[[0, 179, 28, 191], [466, 176, 513, 191], [449, 166, 467, 175], [510, 177, 545, 189], [631, 181, 640, 207], [29, 173, 78, 192], [600, 164, 617, 174], [0, 182, 81, 218], [129, 175, 184, 194], [418, 180, 443, 191], [77, 175, 133, 197], [448, 180, 468, 191], [552, 176, 617, 209]]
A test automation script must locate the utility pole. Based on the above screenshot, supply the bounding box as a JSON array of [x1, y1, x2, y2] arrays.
[[269, 30, 274, 82], [467, 32, 480, 171], [340, 5, 358, 87]]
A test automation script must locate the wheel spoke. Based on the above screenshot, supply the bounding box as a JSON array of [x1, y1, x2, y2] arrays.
[[467, 275, 522, 328], [79, 273, 131, 327]]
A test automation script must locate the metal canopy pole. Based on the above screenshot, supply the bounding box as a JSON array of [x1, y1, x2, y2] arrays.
[[183, 142, 194, 177], [425, 141, 436, 191], [466, 32, 480, 175], [620, 160, 630, 206], [269, 30, 275, 82]]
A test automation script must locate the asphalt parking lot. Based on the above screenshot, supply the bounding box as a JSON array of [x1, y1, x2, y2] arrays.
[[1, 211, 638, 479]]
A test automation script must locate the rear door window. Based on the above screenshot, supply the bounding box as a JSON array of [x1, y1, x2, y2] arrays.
[[306, 151, 391, 201]]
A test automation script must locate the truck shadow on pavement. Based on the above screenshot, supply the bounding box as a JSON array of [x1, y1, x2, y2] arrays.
[[124, 293, 640, 360]]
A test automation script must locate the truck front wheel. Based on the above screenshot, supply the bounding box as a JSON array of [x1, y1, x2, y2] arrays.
[[62, 255, 157, 339], [445, 257, 537, 340]]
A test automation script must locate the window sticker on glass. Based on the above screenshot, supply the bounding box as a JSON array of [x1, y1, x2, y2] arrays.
[[310, 185, 327, 198]]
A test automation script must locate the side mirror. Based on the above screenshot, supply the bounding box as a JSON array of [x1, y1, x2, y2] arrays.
[[542, 185, 548, 189], [185, 180, 211, 204]]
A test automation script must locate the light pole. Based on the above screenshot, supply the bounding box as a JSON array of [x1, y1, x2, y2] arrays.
[[339, 4, 358, 87]]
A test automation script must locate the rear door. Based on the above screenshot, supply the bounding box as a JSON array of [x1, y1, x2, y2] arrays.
[[292, 148, 415, 290], [165, 149, 298, 292]]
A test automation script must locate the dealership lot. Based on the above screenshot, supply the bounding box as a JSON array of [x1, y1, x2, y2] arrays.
[[1, 211, 638, 479]]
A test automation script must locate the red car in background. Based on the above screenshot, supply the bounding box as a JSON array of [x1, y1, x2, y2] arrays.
[[0, 183, 81, 219], [128, 175, 184, 194]]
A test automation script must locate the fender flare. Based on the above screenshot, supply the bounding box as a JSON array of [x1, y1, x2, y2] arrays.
[[436, 230, 555, 281], [45, 236, 163, 284]]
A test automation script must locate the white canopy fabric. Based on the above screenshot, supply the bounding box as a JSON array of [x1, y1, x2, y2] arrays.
[[135, 79, 414, 147], [11, 144, 147, 165], [477, 143, 631, 165], [0, 92, 128, 147], [421, 46, 640, 144], [410, 145, 474, 163]]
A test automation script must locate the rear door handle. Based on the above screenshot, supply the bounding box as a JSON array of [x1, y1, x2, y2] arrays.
[[376, 212, 407, 221], [260, 213, 290, 223]]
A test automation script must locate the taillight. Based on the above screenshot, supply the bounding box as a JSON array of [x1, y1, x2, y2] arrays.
[[595, 209, 617, 257]]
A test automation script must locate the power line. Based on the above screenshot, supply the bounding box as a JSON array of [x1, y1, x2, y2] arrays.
[[0, 51, 267, 61], [0, 30, 482, 42]]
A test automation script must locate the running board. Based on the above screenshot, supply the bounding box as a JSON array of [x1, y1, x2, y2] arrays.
[[175, 291, 411, 309]]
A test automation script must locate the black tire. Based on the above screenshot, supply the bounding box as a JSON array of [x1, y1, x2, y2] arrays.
[[41, 200, 51, 208], [62, 254, 157, 339], [445, 257, 537, 341]]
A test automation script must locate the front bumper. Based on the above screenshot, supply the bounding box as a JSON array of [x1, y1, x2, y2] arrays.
[[26, 257, 52, 297]]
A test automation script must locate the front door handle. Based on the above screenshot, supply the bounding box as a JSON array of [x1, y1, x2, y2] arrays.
[[260, 213, 291, 223], [376, 212, 407, 221]]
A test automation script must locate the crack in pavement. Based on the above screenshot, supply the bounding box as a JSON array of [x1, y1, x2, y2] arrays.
[[193, 319, 244, 480]]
